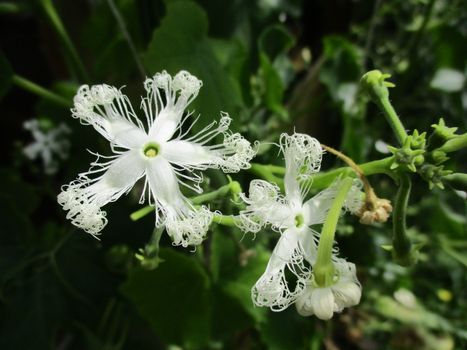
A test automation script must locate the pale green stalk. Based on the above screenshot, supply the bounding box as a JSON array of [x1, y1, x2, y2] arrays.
[[313, 177, 353, 287], [12, 75, 71, 107]]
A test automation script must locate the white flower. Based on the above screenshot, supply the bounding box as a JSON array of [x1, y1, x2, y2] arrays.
[[238, 133, 362, 311], [23, 119, 71, 174], [295, 259, 361, 320], [58, 70, 256, 245]]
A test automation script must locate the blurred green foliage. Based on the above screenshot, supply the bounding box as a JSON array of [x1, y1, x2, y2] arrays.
[[0, 0, 466, 349]]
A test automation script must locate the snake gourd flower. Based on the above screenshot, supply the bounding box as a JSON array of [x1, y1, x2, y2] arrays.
[[57, 70, 256, 246]]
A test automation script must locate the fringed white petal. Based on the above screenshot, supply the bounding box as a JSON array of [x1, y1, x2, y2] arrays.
[[344, 179, 364, 214], [280, 133, 323, 205], [331, 260, 361, 310], [145, 156, 213, 246], [72, 84, 147, 149], [165, 206, 213, 247], [237, 180, 292, 233], [57, 150, 145, 236], [303, 178, 363, 225], [162, 113, 256, 176], [252, 229, 312, 311], [295, 259, 361, 319], [145, 71, 202, 142]]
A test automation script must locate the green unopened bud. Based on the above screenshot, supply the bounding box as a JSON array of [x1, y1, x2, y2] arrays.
[[388, 136, 425, 172], [427, 118, 458, 150], [437, 133, 467, 153], [360, 70, 396, 101], [441, 173, 467, 192], [429, 149, 449, 165], [419, 164, 452, 190], [409, 130, 426, 150]]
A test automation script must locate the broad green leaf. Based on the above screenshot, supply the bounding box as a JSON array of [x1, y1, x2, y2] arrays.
[[319, 35, 368, 161], [256, 25, 295, 120], [0, 268, 67, 350], [258, 25, 295, 62], [210, 229, 238, 282], [143, 0, 243, 130], [121, 248, 211, 347], [223, 248, 270, 323], [0, 51, 13, 100], [319, 35, 363, 105], [259, 307, 312, 350], [211, 285, 255, 341]]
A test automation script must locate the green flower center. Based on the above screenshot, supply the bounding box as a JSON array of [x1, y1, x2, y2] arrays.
[[143, 143, 160, 158], [294, 214, 304, 228]]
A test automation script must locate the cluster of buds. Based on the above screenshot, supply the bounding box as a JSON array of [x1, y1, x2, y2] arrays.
[[357, 192, 393, 225], [388, 132, 426, 173]]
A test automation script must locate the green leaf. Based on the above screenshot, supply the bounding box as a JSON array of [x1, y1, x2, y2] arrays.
[[259, 307, 312, 350], [143, 0, 243, 130], [258, 24, 295, 62], [211, 285, 255, 341], [121, 248, 211, 347], [257, 25, 295, 120], [223, 248, 270, 323], [0, 268, 67, 350], [320, 35, 363, 105], [0, 51, 13, 100]]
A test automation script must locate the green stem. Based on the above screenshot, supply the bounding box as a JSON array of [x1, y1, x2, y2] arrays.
[[249, 164, 285, 188], [130, 182, 241, 221], [377, 97, 408, 145], [12, 75, 71, 107], [313, 177, 353, 287], [392, 172, 412, 262], [309, 156, 394, 189], [443, 173, 467, 192], [437, 133, 467, 153], [0, 2, 25, 13], [39, 0, 89, 81], [212, 214, 236, 226], [191, 183, 233, 205], [106, 0, 146, 79]]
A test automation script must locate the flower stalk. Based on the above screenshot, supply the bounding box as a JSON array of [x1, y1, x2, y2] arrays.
[[39, 0, 89, 81], [390, 172, 421, 266], [361, 70, 407, 145], [313, 177, 353, 287], [130, 181, 242, 221], [12, 75, 71, 107]]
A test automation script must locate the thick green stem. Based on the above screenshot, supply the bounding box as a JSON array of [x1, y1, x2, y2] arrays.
[[443, 173, 467, 192], [130, 182, 241, 221], [39, 0, 89, 81], [438, 133, 467, 153], [0, 2, 25, 13], [377, 97, 408, 145], [191, 183, 233, 205], [361, 70, 407, 145], [313, 177, 353, 287], [392, 173, 412, 263], [249, 164, 284, 186], [309, 156, 394, 189], [251, 157, 394, 191], [135, 227, 165, 270], [12, 75, 71, 107], [212, 214, 236, 226]]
